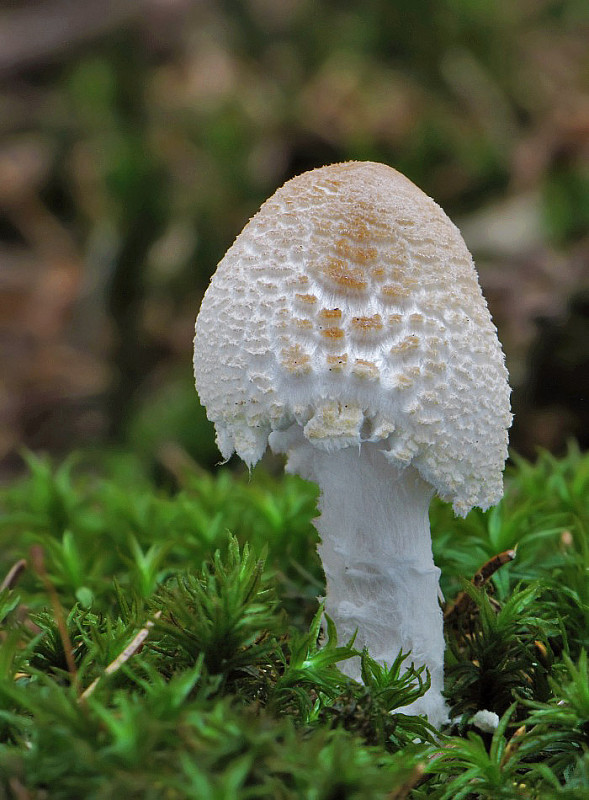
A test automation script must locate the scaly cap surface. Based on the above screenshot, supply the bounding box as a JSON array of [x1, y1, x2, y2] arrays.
[[194, 161, 512, 515]]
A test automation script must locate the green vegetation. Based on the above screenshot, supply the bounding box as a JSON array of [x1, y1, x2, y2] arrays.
[[1, 444, 589, 797]]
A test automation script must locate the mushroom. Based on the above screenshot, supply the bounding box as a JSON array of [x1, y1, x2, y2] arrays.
[[193, 161, 512, 728]]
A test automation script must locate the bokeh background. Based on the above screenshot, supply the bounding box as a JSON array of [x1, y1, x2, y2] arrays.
[[1, 0, 588, 481]]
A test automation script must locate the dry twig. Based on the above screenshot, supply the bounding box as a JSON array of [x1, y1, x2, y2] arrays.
[[80, 610, 162, 700]]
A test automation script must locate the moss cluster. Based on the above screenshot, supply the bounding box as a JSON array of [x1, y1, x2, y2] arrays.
[[1, 445, 589, 798]]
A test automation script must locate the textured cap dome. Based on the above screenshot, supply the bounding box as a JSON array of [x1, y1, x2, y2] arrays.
[[194, 161, 512, 515]]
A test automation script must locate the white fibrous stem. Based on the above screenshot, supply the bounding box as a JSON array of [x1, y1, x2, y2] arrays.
[[269, 429, 448, 728]]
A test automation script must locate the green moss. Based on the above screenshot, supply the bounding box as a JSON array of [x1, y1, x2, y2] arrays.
[[1, 445, 589, 797]]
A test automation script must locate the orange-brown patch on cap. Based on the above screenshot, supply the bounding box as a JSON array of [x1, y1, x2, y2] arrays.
[[293, 318, 313, 329], [351, 314, 384, 336], [316, 257, 368, 292], [326, 353, 348, 371], [390, 335, 420, 355], [334, 238, 378, 265], [318, 308, 343, 320], [381, 284, 410, 301], [320, 326, 345, 340], [280, 345, 312, 375]]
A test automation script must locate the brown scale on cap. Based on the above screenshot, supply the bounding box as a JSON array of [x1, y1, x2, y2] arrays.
[[293, 318, 313, 330], [381, 284, 411, 301], [295, 293, 318, 305], [337, 211, 373, 243], [309, 201, 395, 294], [333, 239, 378, 265], [390, 335, 421, 355], [351, 314, 384, 338], [395, 373, 415, 389], [280, 344, 312, 375], [318, 308, 343, 320], [314, 256, 369, 293], [390, 268, 416, 284], [339, 202, 391, 242], [290, 275, 310, 287], [326, 353, 348, 371], [320, 326, 346, 341]]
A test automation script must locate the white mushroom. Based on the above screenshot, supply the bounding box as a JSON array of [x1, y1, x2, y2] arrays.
[[193, 161, 512, 728]]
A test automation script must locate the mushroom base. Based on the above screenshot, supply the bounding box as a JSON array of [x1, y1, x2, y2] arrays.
[[269, 428, 448, 729]]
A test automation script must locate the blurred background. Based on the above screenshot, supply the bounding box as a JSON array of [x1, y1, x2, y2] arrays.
[[0, 0, 588, 481]]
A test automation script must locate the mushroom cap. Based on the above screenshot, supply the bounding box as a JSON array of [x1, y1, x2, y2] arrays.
[[194, 161, 512, 515]]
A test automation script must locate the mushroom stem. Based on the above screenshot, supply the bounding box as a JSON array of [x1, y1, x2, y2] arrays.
[[270, 429, 447, 727]]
